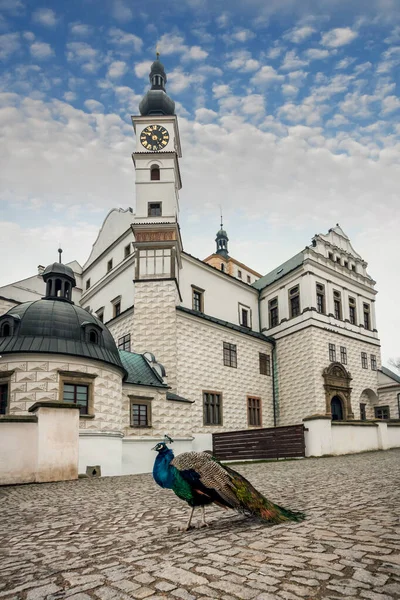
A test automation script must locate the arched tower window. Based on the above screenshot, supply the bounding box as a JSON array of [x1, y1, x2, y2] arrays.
[[150, 165, 160, 181], [89, 330, 98, 344], [64, 282, 70, 300], [221, 263, 225, 272], [55, 278, 62, 297], [1, 322, 11, 337]]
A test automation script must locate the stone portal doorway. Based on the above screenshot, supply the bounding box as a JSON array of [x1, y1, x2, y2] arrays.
[[331, 395, 344, 421], [323, 362, 354, 420]]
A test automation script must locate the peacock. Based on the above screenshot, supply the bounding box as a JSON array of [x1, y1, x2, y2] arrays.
[[152, 436, 305, 530]]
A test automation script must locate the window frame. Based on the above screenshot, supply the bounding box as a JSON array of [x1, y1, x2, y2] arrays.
[[363, 303, 371, 330], [329, 343, 336, 362], [268, 297, 279, 328], [107, 259, 113, 273], [59, 371, 96, 417], [340, 346, 347, 365], [238, 303, 252, 328], [374, 405, 390, 420], [129, 396, 152, 428], [223, 342, 237, 368], [370, 354, 377, 371], [0, 382, 9, 415], [259, 352, 271, 376], [113, 301, 121, 318], [191, 285, 204, 313], [349, 297, 357, 325], [85, 278, 91, 290], [148, 202, 162, 217], [247, 396, 262, 427], [316, 283, 325, 314], [150, 165, 160, 181], [237, 269, 242, 279], [361, 352, 368, 369], [203, 390, 223, 426], [247, 275, 251, 284], [124, 244, 131, 259], [333, 290, 342, 320], [360, 403, 366, 421], [289, 285, 300, 318], [138, 247, 172, 279], [118, 333, 131, 352]]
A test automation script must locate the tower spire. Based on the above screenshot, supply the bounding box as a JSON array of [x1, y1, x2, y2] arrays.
[[58, 247, 63, 263], [215, 213, 229, 258]]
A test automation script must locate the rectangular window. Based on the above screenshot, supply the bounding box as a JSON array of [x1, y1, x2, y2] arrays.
[[247, 397, 262, 427], [316, 283, 325, 314], [344, 261, 348, 269], [370, 354, 377, 371], [0, 383, 8, 415], [63, 383, 89, 415], [130, 399, 151, 427], [118, 334, 131, 352], [113, 302, 121, 318], [259, 353, 271, 376], [96, 309, 104, 323], [86, 279, 91, 290], [374, 406, 390, 420], [192, 287, 204, 312], [268, 297, 279, 328], [237, 269, 242, 279], [333, 290, 342, 320], [148, 202, 162, 217], [247, 275, 251, 283], [351, 264, 356, 272], [223, 342, 237, 368], [329, 343, 336, 362], [289, 286, 300, 318], [124, 244, 131, 259], [139, 248, 171, 278], [107, 259, 113, 273], [239, 304, 251, 328], [363, 303, 371, 330], [361, 352, 368, 369], [349, 297, 357, 325], [203, 392, 222, 425], [360, 403, 366, 421], [340, 346, 347, 365], [328, 252, 334, 260]]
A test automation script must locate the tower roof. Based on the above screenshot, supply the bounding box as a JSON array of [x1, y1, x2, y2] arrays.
[[139, 55, 175, 116]]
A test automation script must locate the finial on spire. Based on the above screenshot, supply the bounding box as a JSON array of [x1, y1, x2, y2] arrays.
[[156, 44, 160, 59], [58, 248, 63, 263], [220, 205, 223, 230]]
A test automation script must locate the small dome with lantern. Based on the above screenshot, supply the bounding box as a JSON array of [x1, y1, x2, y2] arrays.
[[139, 54, 175, 116]]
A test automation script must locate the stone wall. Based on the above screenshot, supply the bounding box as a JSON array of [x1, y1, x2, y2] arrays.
[[0, 297, 18, 317], [0, 354, 123, 432], [276, 327, 381, 425], [132, 280, 179, 391], [107, 308, 134, 351], [376, 387, 400, 420], [176, 311, 274, 433]]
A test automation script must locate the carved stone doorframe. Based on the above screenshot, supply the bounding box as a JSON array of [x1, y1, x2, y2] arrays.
[[323, 362, 354, 420]]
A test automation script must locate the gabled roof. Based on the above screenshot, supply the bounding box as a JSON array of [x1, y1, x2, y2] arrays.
[[380, 366, 400, 385], [252, 252, 304, 291], [119, 350, 167, 388]]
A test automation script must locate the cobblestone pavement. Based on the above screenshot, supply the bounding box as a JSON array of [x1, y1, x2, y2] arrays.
[[1, 450, 400, 600]]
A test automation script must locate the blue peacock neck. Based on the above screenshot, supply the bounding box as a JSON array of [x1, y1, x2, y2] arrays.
[[153, 447, 175, 489]]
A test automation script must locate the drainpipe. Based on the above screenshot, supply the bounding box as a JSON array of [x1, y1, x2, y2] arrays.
[[258, 291, 278, 427]]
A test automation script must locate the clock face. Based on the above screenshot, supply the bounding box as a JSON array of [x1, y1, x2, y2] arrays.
[[140, 125, 169, 151]]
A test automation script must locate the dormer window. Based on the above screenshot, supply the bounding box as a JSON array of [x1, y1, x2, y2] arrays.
[[150, 165, 160, 181], [0, 321, 12, 337], [89, 330, 98, 344], [82, 323, 103, 345]]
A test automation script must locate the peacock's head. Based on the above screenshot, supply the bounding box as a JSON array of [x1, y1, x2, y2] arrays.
[[152, 434, 173, 452]]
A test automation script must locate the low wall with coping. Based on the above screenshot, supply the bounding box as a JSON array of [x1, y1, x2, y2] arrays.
[[0, 402, 80, 485], [304, 415, 400, 457]]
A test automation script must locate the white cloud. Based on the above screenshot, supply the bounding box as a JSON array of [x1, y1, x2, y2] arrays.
[[326, 113, 349, 127], [335, 57, 356, 70], [305, 48, 330, 60], [84, 99, 105, 113], [187, 46, 208, 60], [216, 13, 229, 28], [212, 84, 230, 99], [30, 41, 54, 60], [108, 27, 143, 52], [280, 50, 308, 70], [134, 60, 152, 79], [63, 91, 76, 102], [0, 33, 20, 60], [23, 31, 35, 42], [284, 25, 315, 43], [321, 27, 358, 48], [231, 29, 256, 43], [70, 23, 93, 37], [195, 107, 218, 123], [107, 60, 127, 79], [32, 8, 57, 27], [251, 65, 284, 85], [281, 84, 298, 96], [241, 94, 265, 117], [66, 42, 102, 73], [111, 0, 133, 22], [267, 45, 284, 59], [227, 50, 259, 72], [381, 95, 400, 114]]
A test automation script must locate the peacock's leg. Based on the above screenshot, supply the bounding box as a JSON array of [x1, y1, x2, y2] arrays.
[[199, 505, 208, 528], [185, 506, 195, 530]]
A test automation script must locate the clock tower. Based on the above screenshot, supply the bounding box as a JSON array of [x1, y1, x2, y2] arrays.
[[130, 56, 182, 390]]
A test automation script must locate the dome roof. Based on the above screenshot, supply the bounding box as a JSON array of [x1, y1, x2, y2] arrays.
[[150, 59, 167, 79], [0, 300, 124, 372], [139, 90, 175, 116], [42, 262, 75, 282], [216, 229, 228, 239]]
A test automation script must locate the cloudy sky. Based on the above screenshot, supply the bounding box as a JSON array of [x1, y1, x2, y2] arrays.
[[0, 0, 399, 363]]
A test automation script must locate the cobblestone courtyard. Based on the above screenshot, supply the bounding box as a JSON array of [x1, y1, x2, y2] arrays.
[[1, 450, 399, 600]]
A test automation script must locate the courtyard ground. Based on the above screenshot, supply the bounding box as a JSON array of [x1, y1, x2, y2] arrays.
[[0, 449, 399, 600]]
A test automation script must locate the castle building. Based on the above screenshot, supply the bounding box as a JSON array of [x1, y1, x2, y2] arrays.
[[0, 57, 399, 477]]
